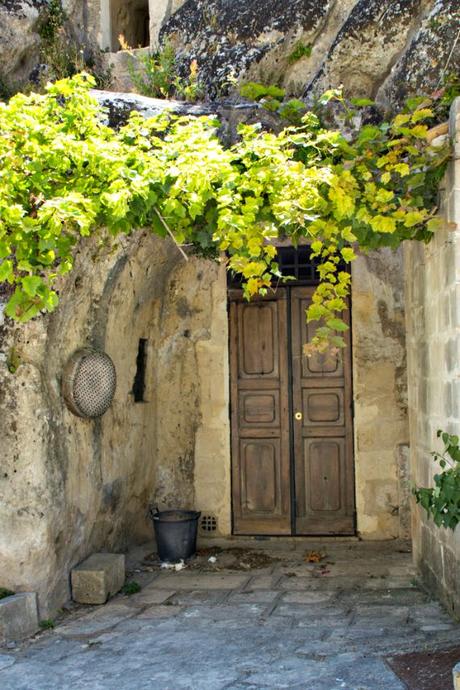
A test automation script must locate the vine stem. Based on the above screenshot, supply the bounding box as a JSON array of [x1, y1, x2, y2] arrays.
[[153, 208, 189, 261], [437, 26, 460, 87]]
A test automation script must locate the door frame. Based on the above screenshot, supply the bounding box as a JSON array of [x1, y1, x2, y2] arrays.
[[228, 281, 356, 537]]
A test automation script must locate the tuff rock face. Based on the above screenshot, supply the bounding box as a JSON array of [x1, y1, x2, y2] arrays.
[[0, 0, 91, 88], [1, 0, 459, 108], [161, 0, 331, 98], [158, 0, 459, 106], [0, 0, 44, 83]]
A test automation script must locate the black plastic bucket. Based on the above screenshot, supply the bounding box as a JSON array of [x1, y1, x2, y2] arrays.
[[150, 509, 201, 562]]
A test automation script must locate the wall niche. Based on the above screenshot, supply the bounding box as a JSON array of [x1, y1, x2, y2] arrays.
[[110, 0, 150, 50]]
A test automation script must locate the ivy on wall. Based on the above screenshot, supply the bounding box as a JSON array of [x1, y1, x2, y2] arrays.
[[414, 430, 460, 530], [0, 74, 450, 351]]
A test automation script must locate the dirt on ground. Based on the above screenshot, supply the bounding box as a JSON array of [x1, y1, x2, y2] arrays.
[[386, 645, 460, 690], [142, 546, 282, 571]]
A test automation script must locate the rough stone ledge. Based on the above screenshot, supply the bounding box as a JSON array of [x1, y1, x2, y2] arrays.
[[91, 90, 282, 141], [0, 592, 39, 644]]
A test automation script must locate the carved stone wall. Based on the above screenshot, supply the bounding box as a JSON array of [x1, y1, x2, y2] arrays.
[[1, 2, 458, 105], [0, 234, 230, 616]]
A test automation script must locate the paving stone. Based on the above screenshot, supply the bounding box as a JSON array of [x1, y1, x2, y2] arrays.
[[274, 563, 316, 576], [354, 604, 410, 621], [281, 591, 335, 604], [408, 602, 449, 623], [166, 589, 227, 605], [362, 576, 417, 590], [71, 554, 125, 605], [245, 657, 325, 687], [228, 589, 279, 604], [340, 588, 428, 607], [181, 604, 267, 621], [154, 572, 250, 590], [126, 587, 176, 606], [246, 574, 280, 590], [278, 575, 361, 591], [420, 623, 456, 631], [136, 605, 183, 619], [1, 541, 460, 690], [57, 603, 136, 638], [0, 654, 16, 670], [272, 603, 345, 619], [0, 593, 39, 643]]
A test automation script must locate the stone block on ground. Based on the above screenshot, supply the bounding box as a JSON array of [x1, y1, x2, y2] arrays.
[[454, 661, 460, 690], [0, 592, 38, 643], [71, 553, 125, 605]]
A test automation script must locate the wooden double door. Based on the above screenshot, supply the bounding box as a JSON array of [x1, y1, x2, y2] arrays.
[[229, 286, 355, 535]]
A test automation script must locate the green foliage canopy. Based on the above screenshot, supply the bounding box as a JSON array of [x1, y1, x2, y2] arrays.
[[0, 74, 449, 350]]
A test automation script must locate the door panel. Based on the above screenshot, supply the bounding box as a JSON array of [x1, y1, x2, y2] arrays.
[[230, 291, 291, 534], [291, 287, 354, 535], [229, 285, 355, 536]]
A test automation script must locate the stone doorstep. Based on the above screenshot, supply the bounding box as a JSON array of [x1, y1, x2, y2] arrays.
[[153, 573, 250, 590], [71, 553, 125, 605], [0, 592, 39, 644]]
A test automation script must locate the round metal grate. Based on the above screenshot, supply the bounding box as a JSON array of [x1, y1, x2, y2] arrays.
[[62, 348, 117, 419]]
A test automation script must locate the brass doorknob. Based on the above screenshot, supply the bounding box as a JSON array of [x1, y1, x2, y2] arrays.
[[295, 411, 302, 420]]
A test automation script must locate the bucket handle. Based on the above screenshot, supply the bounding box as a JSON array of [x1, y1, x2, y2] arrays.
[[147, 504, 159, 520]]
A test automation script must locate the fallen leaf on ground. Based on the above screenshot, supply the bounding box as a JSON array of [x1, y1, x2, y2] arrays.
[[304, 550, 327, 563]]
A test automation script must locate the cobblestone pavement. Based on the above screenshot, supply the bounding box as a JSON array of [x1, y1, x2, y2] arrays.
[[1, 540, 459, 690]]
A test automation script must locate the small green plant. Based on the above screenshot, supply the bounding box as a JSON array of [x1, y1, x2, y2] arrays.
[[36, 0, 111, 89], [0, 588, 14, 600], [121, 581, 141, 595], [6, 347, 22, 374], [128, 41, 203, 101], [240, 83, 309, 124], [433, 72, 460, 121], [0, 74, 13, 102], [288, 42, 312, 64], [239, 81, 285, 102], [278, 98, 308, 125], [39, 619, 55, 629], [414, 430, 460, 530]]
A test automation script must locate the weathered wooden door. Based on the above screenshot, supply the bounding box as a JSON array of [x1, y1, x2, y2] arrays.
[[230, 286, 355, 535], [229, 290, 291, 534], [290, 287, 354, 534]]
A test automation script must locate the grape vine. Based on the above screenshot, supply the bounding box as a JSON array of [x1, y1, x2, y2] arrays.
[[0, 74, 450, 351]]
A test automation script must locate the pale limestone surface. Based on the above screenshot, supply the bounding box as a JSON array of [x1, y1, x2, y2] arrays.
[[0, 233, 230, 616], [0, 0, 89, 85], [0, 0, 458, 623], [0, 593, 38, 644], [352, 248, 410, 540], [0, 541, 459, 690], [71, 554, 125, 605], [405, 98, 460, 618], [0, 103, 411, 620]]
